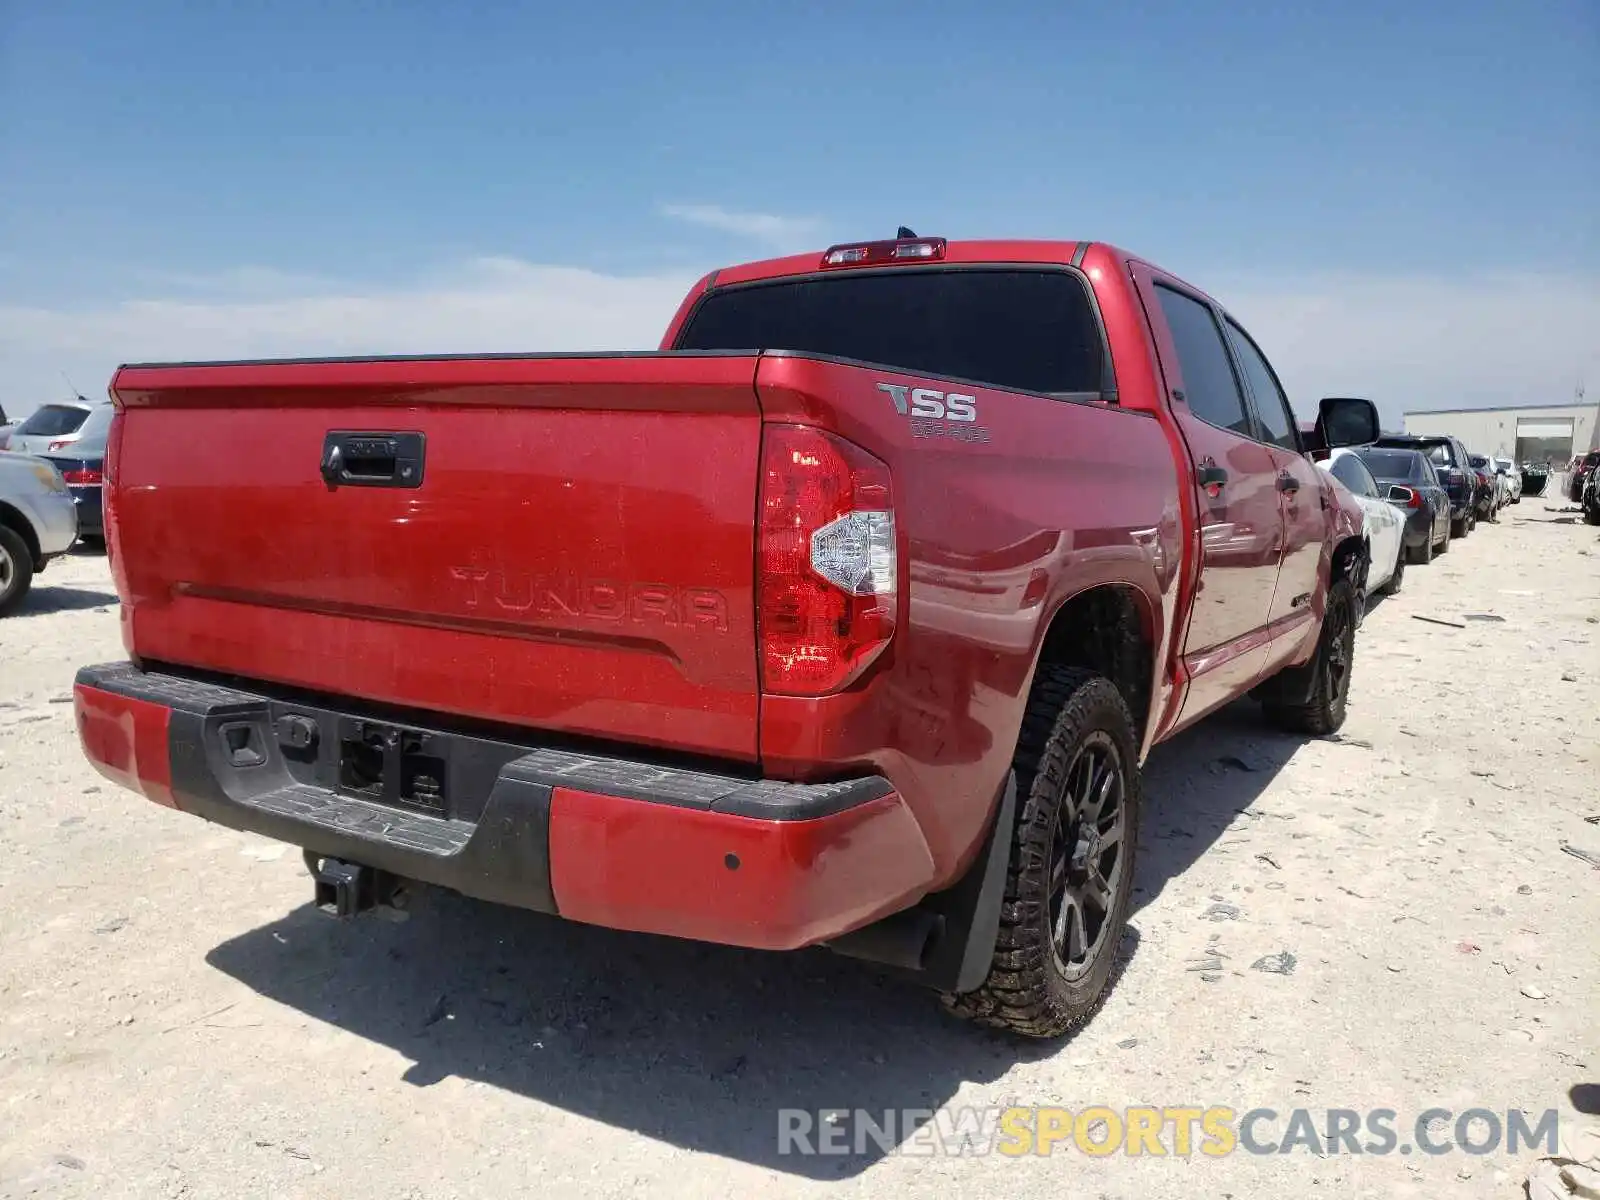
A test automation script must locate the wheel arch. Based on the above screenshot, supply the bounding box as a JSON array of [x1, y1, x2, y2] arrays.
[[1031, 582, 1158, 745], [0, 502, 41, 567]]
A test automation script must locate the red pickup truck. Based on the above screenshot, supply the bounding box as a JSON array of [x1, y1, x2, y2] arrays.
[[75, 234, 1376, 1038]]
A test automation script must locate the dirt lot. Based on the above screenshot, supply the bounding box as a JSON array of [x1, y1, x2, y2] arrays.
[[2, 502, 1596, 1200]]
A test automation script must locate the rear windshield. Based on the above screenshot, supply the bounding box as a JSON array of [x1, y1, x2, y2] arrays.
[[676, 268, 1107, 397], [1357, 448, 1424, 480], [15, 404, 91, 437], [1380, 437, 1456, 468], [61, 407, 114, 456]]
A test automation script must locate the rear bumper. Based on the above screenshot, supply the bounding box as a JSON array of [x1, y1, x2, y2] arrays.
[[73, 663, 938, 951], [16, 488, 78, 559], [68, 486, 103, 536]]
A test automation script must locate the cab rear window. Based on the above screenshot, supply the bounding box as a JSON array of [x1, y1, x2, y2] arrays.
[[677, 268, 1108, 397]]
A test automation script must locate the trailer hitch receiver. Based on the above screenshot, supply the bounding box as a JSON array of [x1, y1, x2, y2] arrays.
[[304, 852, 407, 918]]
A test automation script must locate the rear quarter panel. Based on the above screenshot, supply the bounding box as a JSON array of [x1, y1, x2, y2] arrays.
[[754, 353, 1183, 885]]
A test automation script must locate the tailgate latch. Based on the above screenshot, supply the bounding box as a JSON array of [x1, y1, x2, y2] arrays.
[[320, 431, 426, 490]]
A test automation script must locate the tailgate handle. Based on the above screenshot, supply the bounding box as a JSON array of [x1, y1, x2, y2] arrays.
[[320, 432, 425, 489]]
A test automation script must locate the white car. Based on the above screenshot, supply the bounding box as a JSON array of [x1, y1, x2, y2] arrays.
[[0, 451, 81, 615], [1493, 457, 1522, 504], [1320, 447, 1405, 600], [4, 399, 113, 457]]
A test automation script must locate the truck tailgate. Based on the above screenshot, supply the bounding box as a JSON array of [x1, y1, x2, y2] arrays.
[[108, 354, 763, 762]]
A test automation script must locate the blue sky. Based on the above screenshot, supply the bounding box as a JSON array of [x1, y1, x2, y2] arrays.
[[2, 0, 1596, 420]]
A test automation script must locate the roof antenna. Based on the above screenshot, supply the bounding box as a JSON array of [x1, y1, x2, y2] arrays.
[[896, 226, 917, 239], [60, 370, 88, 402]]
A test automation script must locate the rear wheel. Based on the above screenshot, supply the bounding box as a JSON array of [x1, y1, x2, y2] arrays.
[[941, 665, 1140, 1040], [1410, 531, 1434, 565], [1261, 577, 1356, 736], [0, 525, 35, 617], [1451, 513, 1470, 539], [1380, 542, 1405, 594]]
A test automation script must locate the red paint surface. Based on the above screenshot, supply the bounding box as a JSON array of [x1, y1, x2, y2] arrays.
[[110, 355, 767, 762], [74, 684, 176, 809], [547, 787, 936, 950]]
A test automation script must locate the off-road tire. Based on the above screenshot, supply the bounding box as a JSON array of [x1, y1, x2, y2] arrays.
[[0, 525, 35, 617], [939, 666, 1141, 1040], [1261, 577, 1356, 737], [1379, 544, 1405, 595]]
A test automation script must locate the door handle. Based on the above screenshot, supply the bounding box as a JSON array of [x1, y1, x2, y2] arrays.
[[1197, 464, 1228, 489], [1276, 471, 1300, 494]]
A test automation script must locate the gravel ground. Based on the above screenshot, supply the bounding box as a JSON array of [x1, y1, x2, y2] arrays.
[[1, 502, 1596, 1200]]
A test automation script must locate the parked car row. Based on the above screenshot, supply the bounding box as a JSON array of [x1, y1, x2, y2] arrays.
[[0, 400, 114, 613], [1311, 429, 1537, 599], [1568, 450, 1600, 505]]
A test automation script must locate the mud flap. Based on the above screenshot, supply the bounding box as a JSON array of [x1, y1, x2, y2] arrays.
[[827, 771, 1017, 995]]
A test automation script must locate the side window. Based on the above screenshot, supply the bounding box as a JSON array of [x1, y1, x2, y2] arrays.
[[1350, 457, 1379, 498], [1223, 319, 1298, 450], [1153, 286, 1251, 437], [1330, 454, 1377, 498]]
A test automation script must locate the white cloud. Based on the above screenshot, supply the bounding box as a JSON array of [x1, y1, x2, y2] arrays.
[[659, 203, 823, 249], [0, 258, 700, 415], [2, 259, 1595, 431]]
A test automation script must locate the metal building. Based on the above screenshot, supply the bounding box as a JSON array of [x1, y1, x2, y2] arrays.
[[1401, 402, 1599, 467]]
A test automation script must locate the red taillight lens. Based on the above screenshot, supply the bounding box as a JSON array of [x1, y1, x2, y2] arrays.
[[758, 425, 897, 696], [61, 466, 104, 486], [1406, 488, 1422, 509], [48, 439, 72, 451]]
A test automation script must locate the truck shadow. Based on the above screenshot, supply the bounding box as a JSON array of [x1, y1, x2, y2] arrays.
[[206, 896, 1088, 1179], [204, 701, 1306, 1178]]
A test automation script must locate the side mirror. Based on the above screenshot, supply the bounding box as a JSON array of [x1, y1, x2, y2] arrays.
[[1311, 396, 1381, 451], [1387, 484, 1411, 503]]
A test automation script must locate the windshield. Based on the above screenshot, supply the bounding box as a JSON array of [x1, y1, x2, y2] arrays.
[[677, 268, 1108, 397], [15, 404, 90, 438]]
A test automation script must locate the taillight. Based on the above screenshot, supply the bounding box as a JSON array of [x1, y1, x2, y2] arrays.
[[1407, 489, 1422, 509], [758, 425, 897, 696], [61, 466, 103, 486], [48, 439, 72, 451]]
